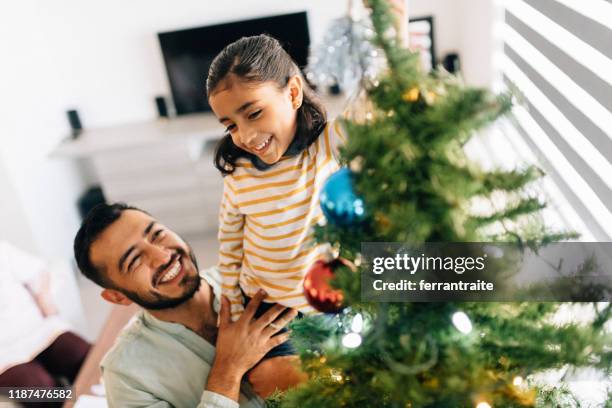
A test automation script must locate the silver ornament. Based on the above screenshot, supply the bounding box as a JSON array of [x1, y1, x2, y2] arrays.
[[306, 5, 385, 96]]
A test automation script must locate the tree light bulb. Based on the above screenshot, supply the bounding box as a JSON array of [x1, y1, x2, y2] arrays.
[[351, 313, 364, 333], [513, 376, 523, 386], [342, 332, 362, 348], [476, 402, 491, 408], [330, 370, 343, 382], [452, 311, 473, 334]]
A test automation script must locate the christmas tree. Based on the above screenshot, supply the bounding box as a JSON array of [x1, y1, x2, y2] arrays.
[[273, 0, 612, 406]]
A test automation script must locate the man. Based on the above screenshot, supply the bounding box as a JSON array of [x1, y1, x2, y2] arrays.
[[73, 203, 301, 407]]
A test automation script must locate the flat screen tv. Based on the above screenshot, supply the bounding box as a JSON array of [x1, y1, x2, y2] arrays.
[[158, 12, 310, 115]]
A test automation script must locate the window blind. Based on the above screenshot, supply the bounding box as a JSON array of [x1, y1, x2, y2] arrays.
[[498, 0, 612, 240]]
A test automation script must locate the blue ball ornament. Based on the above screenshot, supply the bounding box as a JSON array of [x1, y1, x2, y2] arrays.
[[320, 168, 366, 226]]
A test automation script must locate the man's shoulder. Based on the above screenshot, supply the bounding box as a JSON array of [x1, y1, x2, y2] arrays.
[[99, 313, 196, 407], [200, 267, 222, 289], [100, 312, 152, 374], [200, 267, 222, 314], [100, 312, 183, 375]]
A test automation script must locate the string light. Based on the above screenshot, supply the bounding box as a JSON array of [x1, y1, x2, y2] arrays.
[[513, 376, 524, 386], [354, 253, 363, 267], [351, 313, 364, 333], [342, 332, 362, 348], [330, 370, 343, 382], [476, 402, 491, 408], [452, 311, 473, 334]]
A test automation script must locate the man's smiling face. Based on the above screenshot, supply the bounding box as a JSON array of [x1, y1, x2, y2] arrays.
[[90, 209, 200, 310]]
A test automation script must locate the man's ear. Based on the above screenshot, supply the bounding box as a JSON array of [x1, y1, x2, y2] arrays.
[[101, 288, 133, 306], [287, 75, 303, 109]]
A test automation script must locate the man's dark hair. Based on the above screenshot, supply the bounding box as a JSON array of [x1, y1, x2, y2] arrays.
[[74, 202, 147, 288]]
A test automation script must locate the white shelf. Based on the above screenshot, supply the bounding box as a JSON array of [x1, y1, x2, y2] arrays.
[[51, 94, 349, 235], [51, 95, 347, 158], [51, 113, 224, 158]]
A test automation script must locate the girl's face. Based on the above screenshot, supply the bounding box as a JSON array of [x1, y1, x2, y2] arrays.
[[209, 75, 302, 165]]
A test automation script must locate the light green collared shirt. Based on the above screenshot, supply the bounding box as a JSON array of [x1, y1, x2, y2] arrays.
[[100, 268, 264, 408]]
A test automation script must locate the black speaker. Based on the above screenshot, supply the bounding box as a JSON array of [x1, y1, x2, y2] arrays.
[[442, 53, 461, 74], [66, 109, 82, 139], [155, 96, 169, 118]]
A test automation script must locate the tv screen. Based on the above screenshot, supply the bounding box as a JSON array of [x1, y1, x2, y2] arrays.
[[158, 12, 310, 115]]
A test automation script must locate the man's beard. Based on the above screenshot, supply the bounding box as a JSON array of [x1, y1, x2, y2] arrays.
[[120, 247, 202, 310]]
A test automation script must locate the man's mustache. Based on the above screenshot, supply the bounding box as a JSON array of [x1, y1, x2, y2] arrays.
[[152, 248, 187, 287]]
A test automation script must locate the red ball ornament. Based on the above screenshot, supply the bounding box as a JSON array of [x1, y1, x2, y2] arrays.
[[303, 259, 347, 313]]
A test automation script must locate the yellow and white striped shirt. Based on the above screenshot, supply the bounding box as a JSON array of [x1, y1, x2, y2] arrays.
[[217, 119, 346, 318]]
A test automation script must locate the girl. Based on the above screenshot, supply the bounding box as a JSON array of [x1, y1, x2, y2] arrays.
[[207, 3, 408, 321], [207, 34, 346, 398], [206, 3, 408, 398], [207, 33, 345, 320]]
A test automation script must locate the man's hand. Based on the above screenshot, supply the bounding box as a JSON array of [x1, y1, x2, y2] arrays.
[[206, 289, 298, 402]]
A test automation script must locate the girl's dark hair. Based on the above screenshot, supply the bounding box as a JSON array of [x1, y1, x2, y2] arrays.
[[206, 34, 327, 175]]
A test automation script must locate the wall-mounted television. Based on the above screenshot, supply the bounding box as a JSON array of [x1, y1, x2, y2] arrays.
[[158, 12, 310, 115]]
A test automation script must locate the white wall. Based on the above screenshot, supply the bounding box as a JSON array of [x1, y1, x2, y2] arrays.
[[0, 1, 90, 259], [411, 0, 493, 87], [411, 0, 462, 65], [0, 0, 493, 260], [458, 0, 494, 87], [0, 0, 348, 260], [0, 161, 37, 254], [21, 0, 348, 129]]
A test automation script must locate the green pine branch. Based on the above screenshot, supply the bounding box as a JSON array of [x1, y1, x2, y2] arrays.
[[279, 1, 610, 406]]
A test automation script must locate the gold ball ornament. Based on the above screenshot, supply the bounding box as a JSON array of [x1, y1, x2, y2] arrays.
[[375, 211, 392, 229], [423, 377, 440, 389], [402, 87, 420, 102]]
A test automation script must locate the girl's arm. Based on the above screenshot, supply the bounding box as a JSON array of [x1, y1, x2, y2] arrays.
[[217, 178, 246, 320]]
